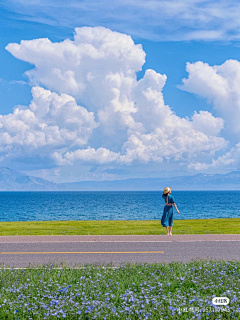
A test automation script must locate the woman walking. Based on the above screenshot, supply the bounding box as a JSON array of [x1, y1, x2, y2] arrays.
[[161, 187, 180, 235]]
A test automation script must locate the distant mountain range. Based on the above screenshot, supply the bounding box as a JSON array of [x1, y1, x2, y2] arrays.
[[0, 167, 240, 191], [0, 167, 59, 191]]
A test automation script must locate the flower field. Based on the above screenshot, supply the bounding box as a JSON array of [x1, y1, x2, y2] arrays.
[[0, 260, 240, 319]]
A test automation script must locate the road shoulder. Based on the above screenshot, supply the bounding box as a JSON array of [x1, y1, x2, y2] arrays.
[[0, 234, 240, 242]]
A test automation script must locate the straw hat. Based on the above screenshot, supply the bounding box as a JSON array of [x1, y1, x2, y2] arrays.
[[163, 187, 171, 195]]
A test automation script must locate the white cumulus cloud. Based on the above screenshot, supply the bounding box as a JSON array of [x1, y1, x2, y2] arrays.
[[179, 59, 240, 170], [0, 86, 97, 159], [180, 60, 240, 135], [3, 26, 228, 168]]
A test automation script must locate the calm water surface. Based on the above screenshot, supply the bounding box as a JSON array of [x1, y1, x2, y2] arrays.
[[0, 191, 239, 222]]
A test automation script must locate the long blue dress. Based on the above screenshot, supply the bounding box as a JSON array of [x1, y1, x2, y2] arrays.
[[161, 194, 175, 227]]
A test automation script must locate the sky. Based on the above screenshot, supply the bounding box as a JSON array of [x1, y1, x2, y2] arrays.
[[1, 0, 240, 183]]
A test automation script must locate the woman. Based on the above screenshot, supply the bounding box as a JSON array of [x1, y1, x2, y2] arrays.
[[161, 187, 180, 235]]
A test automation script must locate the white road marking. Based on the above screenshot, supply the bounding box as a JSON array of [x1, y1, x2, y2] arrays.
[[0, 240, 240, 243]]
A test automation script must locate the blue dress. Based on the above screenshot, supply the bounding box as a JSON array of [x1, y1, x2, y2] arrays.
[[161, 194, 175, 227]]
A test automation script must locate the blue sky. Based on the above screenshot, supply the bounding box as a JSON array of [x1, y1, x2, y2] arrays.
[[1, 0, 240, 183]]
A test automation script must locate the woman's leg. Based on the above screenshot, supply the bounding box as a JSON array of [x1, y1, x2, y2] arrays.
[[169, 211, 173, 235], [166, 226, 169, 235]]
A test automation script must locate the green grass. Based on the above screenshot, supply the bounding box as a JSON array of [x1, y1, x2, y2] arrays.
[[0, 218, 240, 236], [0, 260, 239, 319]]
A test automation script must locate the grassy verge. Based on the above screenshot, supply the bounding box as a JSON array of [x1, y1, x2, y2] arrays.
[[0, 260, 239, 319], [0, 218, 240, 236]]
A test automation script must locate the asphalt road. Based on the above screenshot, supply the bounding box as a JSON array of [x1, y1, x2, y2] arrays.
[[0, 234, 240, 267]]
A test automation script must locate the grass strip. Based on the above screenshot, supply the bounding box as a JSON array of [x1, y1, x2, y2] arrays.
[[0, 260, 239, 319], [0, 218, 240, 236]]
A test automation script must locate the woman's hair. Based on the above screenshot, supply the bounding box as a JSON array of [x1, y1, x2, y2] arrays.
[[163, 192, 170, 196]]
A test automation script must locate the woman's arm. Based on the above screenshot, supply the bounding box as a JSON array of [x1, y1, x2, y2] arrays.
[[166, 202, 180, 213], [173, 203, 180, 213]]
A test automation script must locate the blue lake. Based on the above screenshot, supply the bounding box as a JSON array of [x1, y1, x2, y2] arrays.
[[0, 191, 239, 222]]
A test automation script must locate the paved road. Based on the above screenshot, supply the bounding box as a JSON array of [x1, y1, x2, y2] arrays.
[[0, 234, 240, 267]]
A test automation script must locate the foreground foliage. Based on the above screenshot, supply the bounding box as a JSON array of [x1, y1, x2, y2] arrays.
[[0, 260, 240, 319]]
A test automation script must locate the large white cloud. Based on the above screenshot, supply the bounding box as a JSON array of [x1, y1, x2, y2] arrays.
[[117, 69, 226, 164], [179, 59, 240, 170], [0, 86, 98, 159], [6, 27, 145, 138], [6, 26, 145, 98], [180, 60, 240, 135], [4, 27, 227, 167]]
